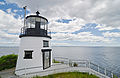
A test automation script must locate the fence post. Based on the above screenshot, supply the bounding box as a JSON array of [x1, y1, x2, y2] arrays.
[[98, 65, 99, 72], [69, 59, 72, 67], [88, 61, 91, 75], [88, 61, 90, 68], [85, 61, 87, 67], [111, 71, 113, 78], [104, 68, 106, 76]]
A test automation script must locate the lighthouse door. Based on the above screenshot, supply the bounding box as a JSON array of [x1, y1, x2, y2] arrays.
[[42, 50, 51, 69]]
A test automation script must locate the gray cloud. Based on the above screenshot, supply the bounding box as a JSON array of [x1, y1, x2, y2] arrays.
[[5, 0, 120, 28], [0, 10, 22, 45], [2, 0, 120, 46]]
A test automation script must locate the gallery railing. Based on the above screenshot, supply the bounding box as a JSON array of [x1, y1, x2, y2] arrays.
[[20, 27, 51, 37]]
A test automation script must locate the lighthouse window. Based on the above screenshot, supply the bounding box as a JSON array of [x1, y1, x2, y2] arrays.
[[30, 17, 35, 28], [43, 40, 49, 47], [24, 50, 33, 59]]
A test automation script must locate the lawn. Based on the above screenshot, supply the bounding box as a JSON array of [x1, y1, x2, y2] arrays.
[[32, 72, 99, 78]]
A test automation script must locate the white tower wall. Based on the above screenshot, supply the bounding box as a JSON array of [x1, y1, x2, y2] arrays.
[[15, 37, 52, 75]]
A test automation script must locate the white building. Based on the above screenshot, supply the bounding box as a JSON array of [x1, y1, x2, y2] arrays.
[[15, 11, 52, 75]]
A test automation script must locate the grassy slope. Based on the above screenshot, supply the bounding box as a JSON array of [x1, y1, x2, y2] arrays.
[[0, 54, 18, 71], [33, 72, 99, 78]]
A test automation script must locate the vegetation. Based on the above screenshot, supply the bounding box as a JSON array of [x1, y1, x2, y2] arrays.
[[0, 54, 18, 71], [53, 59, 64, 64], [32, 72, 99, 78], [113, 75, 119, 78], [73, 62, 78, 67], [53, 59, 61, 63]]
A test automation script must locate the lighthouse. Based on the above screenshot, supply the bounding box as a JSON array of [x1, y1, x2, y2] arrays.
[[15, 11, 52, 75]]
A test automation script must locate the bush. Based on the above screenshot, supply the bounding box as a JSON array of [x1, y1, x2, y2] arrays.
[[73, 62, 78, 67], [53, 59, 60, 63], [113, 75, 118, 78], [0, 54, 18, 71]]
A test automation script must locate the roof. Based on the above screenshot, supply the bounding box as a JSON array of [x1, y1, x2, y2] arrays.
[[26, 15, 48, 22]]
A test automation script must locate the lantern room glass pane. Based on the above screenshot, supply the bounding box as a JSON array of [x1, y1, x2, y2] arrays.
[[35, 17, 40, 22], [30, 17, 35, 28], [26, 18, 31, 28], [26, 17, 48, 29], [41, 18, 45, 25]]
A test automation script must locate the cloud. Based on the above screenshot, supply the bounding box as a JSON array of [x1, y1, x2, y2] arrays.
[[0, 30, 18, 40], [0, 10, 22, 32], [1, 0, 120, 46], [92, 0, 120, 27], [49, 18, 86, 33], [0, 10, 22, 45], [52, 32, 113, 43], [6, 8, 18, 16], [103, 32, 120, 37], [6, 8, 12, 13], [51, 42, 72, 46], [0, 2, 5, 5], [5, 0, 120, 30], [13, 9, 18, 13], [95, 24, 120, 31]]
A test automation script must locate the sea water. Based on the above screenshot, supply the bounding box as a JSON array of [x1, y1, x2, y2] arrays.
[[0, 46, 120, 75]]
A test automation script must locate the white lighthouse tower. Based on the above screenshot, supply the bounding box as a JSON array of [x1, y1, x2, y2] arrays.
[[15, 11, 52, 75]]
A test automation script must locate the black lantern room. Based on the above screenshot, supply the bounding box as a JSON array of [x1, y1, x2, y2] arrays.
[[20, 11, 51, 39]]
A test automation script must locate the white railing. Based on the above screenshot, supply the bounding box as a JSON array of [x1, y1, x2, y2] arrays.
[[14, 57, 119, 78], [53, 57, 119, 78]]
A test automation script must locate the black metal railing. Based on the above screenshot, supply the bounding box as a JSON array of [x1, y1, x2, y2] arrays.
[[20, 26, 51, 38]]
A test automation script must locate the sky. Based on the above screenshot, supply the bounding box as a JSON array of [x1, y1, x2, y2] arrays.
[[0, 0, 120, 46]]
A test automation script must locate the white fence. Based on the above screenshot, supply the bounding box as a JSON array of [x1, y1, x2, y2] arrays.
[[7, 57, 119, 78], [53, 57, 119, 78]]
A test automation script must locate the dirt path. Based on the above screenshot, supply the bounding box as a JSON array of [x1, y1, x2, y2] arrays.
[[0, 68, 17, 78]]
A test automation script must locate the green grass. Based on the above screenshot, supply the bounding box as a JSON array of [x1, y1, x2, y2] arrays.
[[113, 75, 119, 78], [32, 72, 99, 78], [0, 54, 18, 71]]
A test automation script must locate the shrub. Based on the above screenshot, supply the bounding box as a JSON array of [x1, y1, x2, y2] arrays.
[[0, 54, 18, 71], [61, 61, 64, 64], [73, 62, 78, 67], [113, 74, 118, 78], [53, 59, 60, 63]]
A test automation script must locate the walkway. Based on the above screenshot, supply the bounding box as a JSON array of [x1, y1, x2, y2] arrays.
[[19, 63, 111, 78], [0, 57, 116, 78]]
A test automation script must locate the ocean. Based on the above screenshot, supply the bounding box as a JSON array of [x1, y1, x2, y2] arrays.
[[0, 46, 120, 75]]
